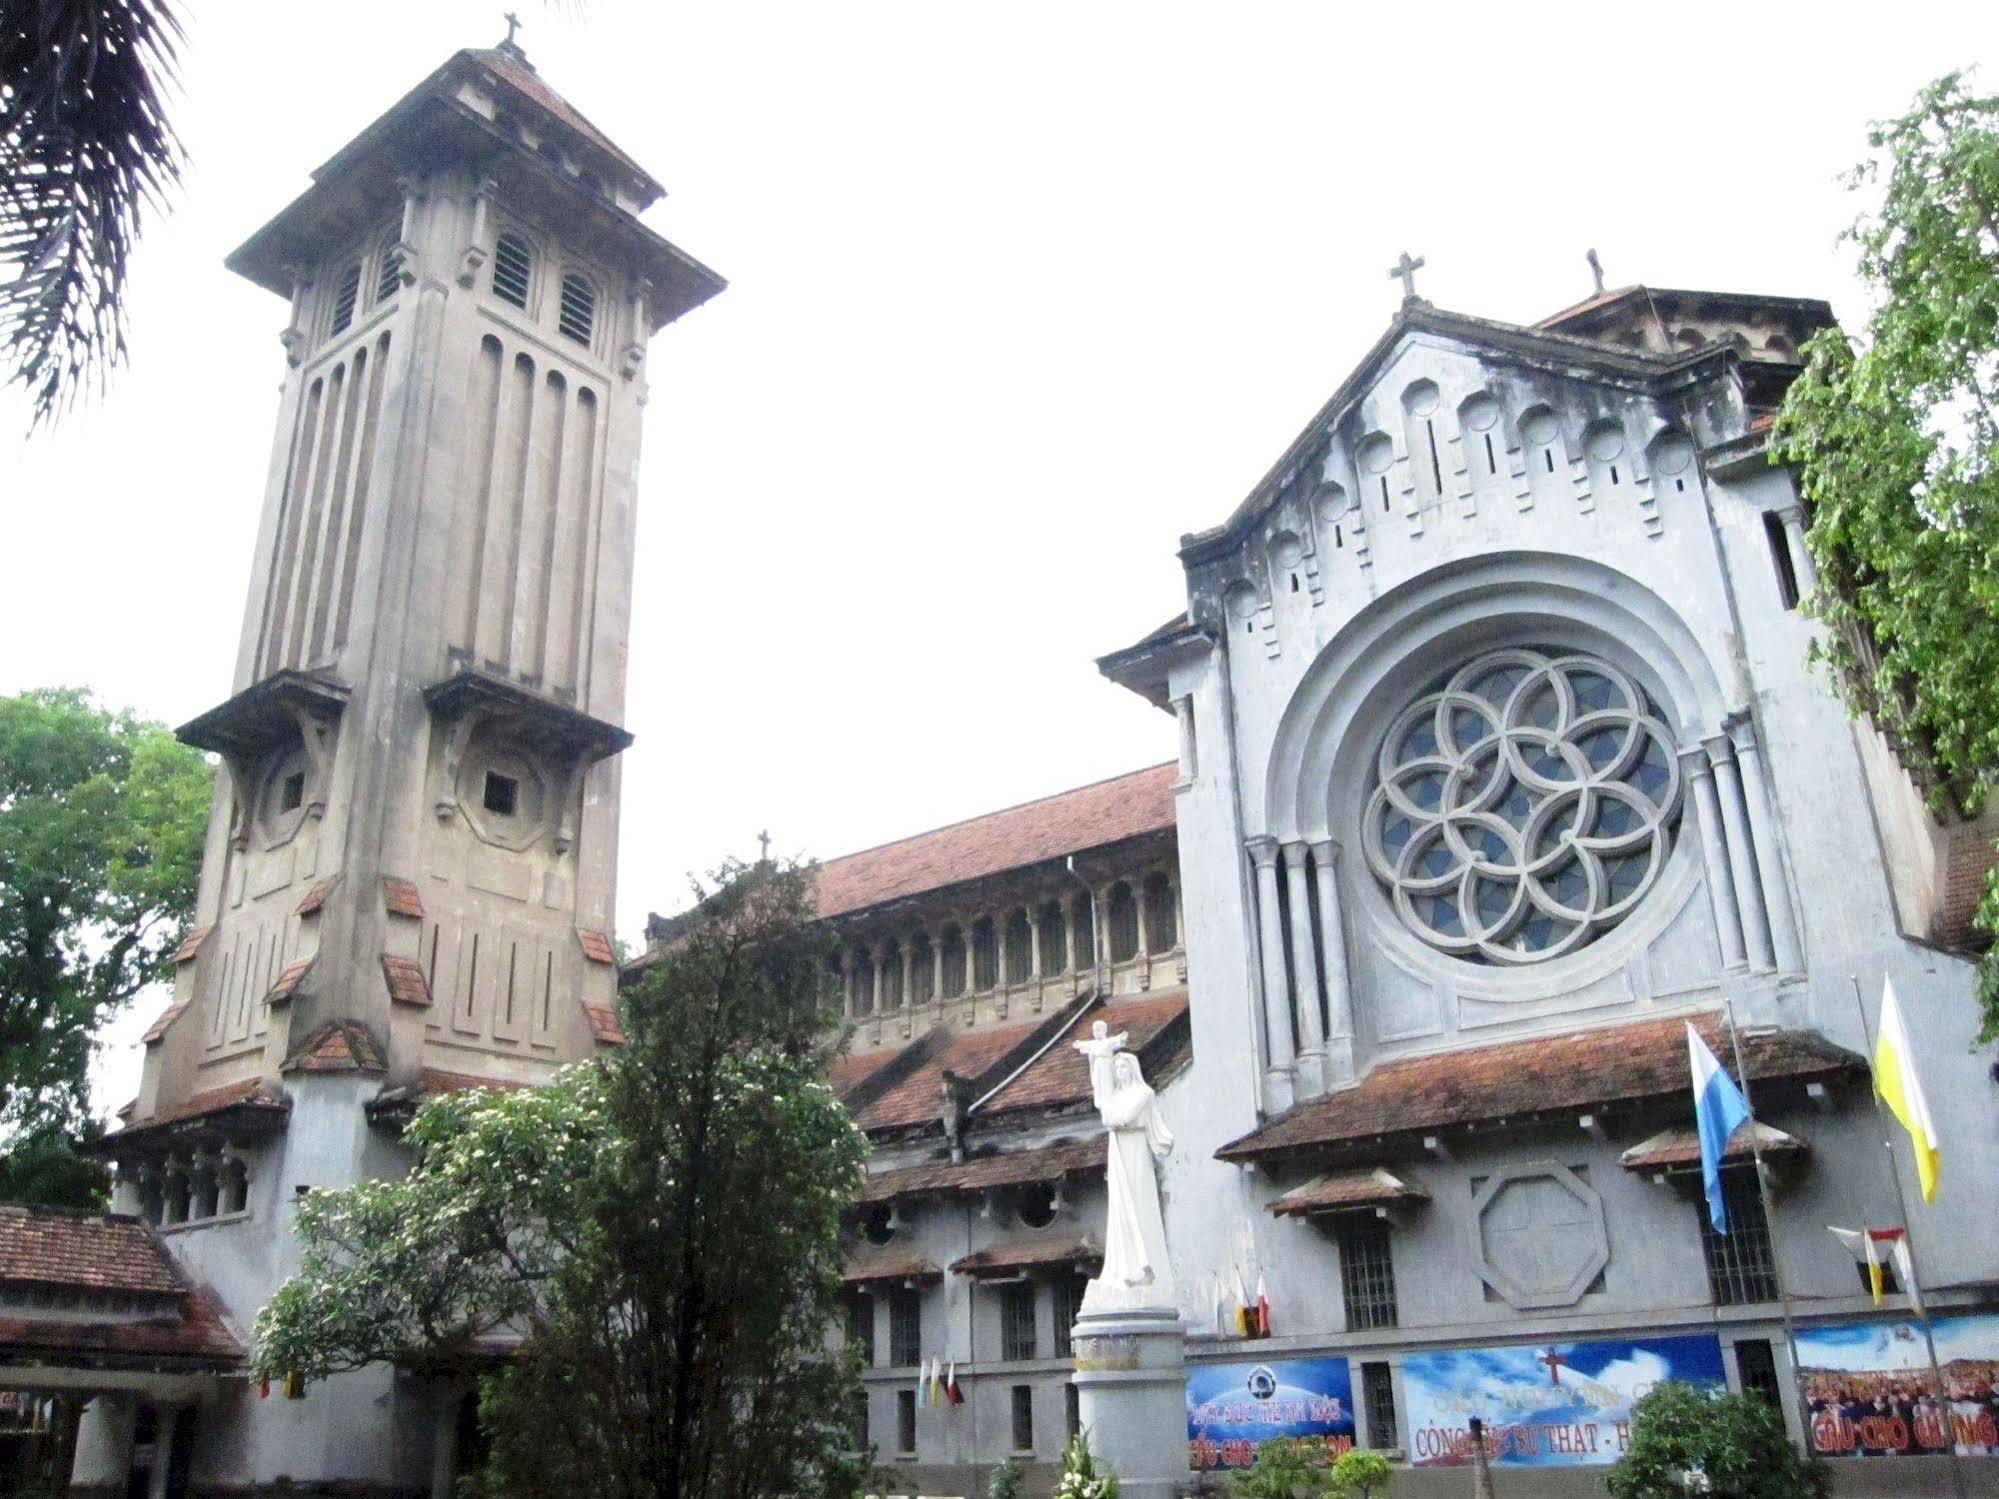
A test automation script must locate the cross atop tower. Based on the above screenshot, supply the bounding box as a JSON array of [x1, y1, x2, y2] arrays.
[[1388, 251, 1426, 303], [501, 10, 524, 51]]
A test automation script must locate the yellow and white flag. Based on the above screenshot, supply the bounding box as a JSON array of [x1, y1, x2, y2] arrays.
[[1875, 979, 1941, 1202]]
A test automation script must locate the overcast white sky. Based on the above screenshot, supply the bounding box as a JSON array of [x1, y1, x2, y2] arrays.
[[4, 1, 1995, 1104]]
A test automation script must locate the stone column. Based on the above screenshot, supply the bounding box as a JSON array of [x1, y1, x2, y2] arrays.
[[429, 1387, 461, 1499], [1134, 881, 1152, 990], [1063, 899, 1081, 997], [147, 1403, 183, 1499], [840, 951, 855, 1019], [1308, 838, 1356, 1084], [1246, 839, 1296, 1111], [1728, 713, 1802, 974], [870, 954, 884, 1016], [1096, 885, 1114, 991], [1683, 748, 1747, 971], [1072, 1308, 1187, 1499], [1777, 505, 1819, 593], [1174, 880, 1188, 983], [900, 942, 915, 1009], [1282, 841, 1327, 1097], [1173, 695, 1197, 785], [1707, 735, 1774, 972]]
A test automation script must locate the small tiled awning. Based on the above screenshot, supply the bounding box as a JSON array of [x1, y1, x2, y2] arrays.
[[93, 1080, 290, 1159], [1620, 1120, 1808, 1174], [1268, 1167, 1429, 1218], [856, 1136, 1106, 1207], [842, 1254, 943, 1289], [950, 1237, 1102, 1281]]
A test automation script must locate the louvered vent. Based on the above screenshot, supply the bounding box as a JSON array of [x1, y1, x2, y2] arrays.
[[329, 262, 362, 335], [492, 234, 532, 309], [558, 273, 596, 346], [375, 237, 402, 304]]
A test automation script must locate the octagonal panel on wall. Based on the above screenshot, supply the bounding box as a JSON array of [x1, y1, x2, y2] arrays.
[[1467, 1160, 1608, 1310]]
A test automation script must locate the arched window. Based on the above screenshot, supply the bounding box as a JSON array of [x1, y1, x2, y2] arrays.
[[558, 271, 597, 345], [848, 948, 873, 1016], [941, 926, 967, 997], [492, 232, 533, 309], [1038, 900, 1067, 976], [374, 231, 403, 304], [1144, 872, 1177, 952], [329, 260, 362, 335], [1107, 882, 1140, 963], [910, 932, 935, 1004], [1071, 895, 1095, 970], [1004, 910, 1033, 982], [880, 939, 904, 1008], [970, 917, 999, 991]]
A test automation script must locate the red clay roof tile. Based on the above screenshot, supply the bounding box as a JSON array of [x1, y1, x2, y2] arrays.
[[295, 878, 337, 917], [813, 764, 1176, 918], [382, 877, 425, 919], [0, 1207, 186, 1295], [140, 1002, 188, 1046], [857, 1136, 1106, 1206], [841, 1251, 942, 1288], [584, 1001, 625, 1045], [1268, 1167, 1429, 1218], [576, 928, 616, 965], [283, 1020, 387, 1074], [104, 1079, 290, 1142], [381, 955, 432, 1007], [1618, 1120, 1807, 1173], [950, 1236, 1102, 1279], [268, 957, 313, 1004], [172, 926, 211, 964]]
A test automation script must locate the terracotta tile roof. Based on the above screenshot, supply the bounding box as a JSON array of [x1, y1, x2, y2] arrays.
[[414, 1068, 534, 1096], [0, 1207, 186, 1294], [267, 957, 313, 1005], [381, 955, 432, 1007], [950, 1236, 1102, 1279], [1619, 1120, 1808, 1173], [104, 1079, 290, 1143], [849, 1022, 1042, 1134], [1268, 1167, 1430, 1218], [858, 1137, 1106, 1206], [465, 47, 653, 186], [576, 928, 617, 965], [141, 1002, 188, 1046], [831, 1048, 898, 1103], [979, 991, 1191, 1120], [0, 1274, 242, 1370], [295, 878, 337, 917], [813, 764, 1177, 918], [382, 877, 425, 919], [172, 926, 211, 964], [584, 1001, 625, 1045], [841, 1251, 942, 1288], [1217, 1013, 1864, 1165], [282, 1020, 387, 1074]]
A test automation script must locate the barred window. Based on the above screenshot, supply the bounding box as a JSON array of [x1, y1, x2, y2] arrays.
[[910, 932, 935, 1004], [1699, 1171, 1777, 1306], [1051, 1274, 1085, 1358], [1361, 1361, 1399, 1449], [1000, 1281, 1038, 1361], [1336, 1215, 1399, 1331], [941, 926, 967, 996], [375, 231, 403, 304], [492, 232, 532, 309], [329, 261, 362, 334], [888, 1289, 922, 1366], [1735, 1338, 1781, 1406], [971, 918, 999, 991], [558, 271, 597, 344], [846, 1293, 875, 1365], [1004, 910, 1033, 981], [1038, 900, 1067, 976], [896, 1389, 916, 1454], [1107, 882, 1140, 962], [1010, 1384, 1035, 1452]]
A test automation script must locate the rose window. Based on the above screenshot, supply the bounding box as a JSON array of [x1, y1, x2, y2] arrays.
[[1362, 648, 1682, 964]]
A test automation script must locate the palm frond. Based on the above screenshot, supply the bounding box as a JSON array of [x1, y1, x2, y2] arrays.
[[0, 0, 184, 427]]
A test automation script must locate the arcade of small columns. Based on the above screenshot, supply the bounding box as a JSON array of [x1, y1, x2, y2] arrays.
[[114, 1148, 254, 1230], [835, 853, 1185, 1045]]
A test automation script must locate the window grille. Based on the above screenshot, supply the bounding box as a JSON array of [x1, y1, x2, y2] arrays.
[[1051, 1275, 1084, 1358], [492, 233, 533, 309], [846, 1294, 875, 1365], [1699, 1171, 1778, 1306], [1361, 1361, 1399, 1448], [1072, 897, 1095, 969], [1038, 901, 1067, 975], [1004, 910, 1033, 981], [375, 234, 403, 304], [329, 261, 362, 334], [1144, 873, 1177, 950], [910, 933, 935, 1004], [1107, 883, 1140, 962], [888, 1289, 921, 1367], [558, 272, 596, 345], [1000, 1281, 1038, 1361], [941, 928, 967, 996], [1010, 1384, 1035, 1452], [971, 919, 998, 991], [896, 1389, 916, 1454], [1735, 1338, 1781, 1406], [1336, 1214, 1399, 1331]]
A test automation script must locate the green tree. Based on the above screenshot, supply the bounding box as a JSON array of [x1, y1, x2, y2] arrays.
[[1327, 1448, 1391, 1498], [1227, 1437, 1331, 1498], [1606, 1382, 1829, 1499], [0, 687, 209, 1207], [256, 854, 870, 1499], [1773, 71, 1999, 1034]]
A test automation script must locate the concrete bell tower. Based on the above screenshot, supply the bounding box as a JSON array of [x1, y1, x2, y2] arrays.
[[93, 37, 722, 1494]]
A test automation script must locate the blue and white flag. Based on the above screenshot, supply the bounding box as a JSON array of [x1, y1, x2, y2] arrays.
[[1687, 1023, 1752, 1233]]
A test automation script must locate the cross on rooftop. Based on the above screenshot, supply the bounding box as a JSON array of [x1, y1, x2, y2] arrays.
[[502, 10, 522, 47], [1388, 251, 1426, 302]]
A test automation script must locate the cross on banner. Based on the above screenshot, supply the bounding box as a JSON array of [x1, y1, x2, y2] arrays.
[[1537, 1347, 1568, 1386], [1388, 251, 1426, 301]]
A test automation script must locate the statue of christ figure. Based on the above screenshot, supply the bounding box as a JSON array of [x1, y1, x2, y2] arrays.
[[1073, 1020, 1176, 1312]]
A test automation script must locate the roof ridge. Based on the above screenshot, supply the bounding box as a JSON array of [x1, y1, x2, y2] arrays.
[[817, 761, 1176, 872]]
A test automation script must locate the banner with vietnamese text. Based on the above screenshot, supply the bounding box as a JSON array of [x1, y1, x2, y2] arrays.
[[1187, 1356, 1356, 1470], [1798, 1315, 1999, 1458]]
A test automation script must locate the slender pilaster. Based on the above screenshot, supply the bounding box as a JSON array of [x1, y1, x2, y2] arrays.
[[900, 942, 914, 1009], [1777, 505, 1819, 593], [1728, 712, 1802, 974], [1683, 748, 1747, 972], [1707, 735, 1774, 972], [1172, 695, 1197, 785], [1246, 838, 1296, 1111], [1282, 841, 1327, 1097], [1307, 837, 1357, 1084]]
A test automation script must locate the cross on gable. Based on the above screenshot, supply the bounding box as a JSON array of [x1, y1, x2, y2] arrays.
[[502, 10, 523, 47], [1389, 251, 1426, 302]]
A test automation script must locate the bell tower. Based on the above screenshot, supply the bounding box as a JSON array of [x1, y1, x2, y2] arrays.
[[97, 38, 721, 1490]]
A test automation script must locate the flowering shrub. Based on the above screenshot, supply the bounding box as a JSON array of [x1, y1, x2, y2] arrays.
[[1052, 1431, 1119, 1499]]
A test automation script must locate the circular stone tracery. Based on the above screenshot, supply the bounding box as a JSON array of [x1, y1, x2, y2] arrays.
[[1361, 647, 1682, 965]]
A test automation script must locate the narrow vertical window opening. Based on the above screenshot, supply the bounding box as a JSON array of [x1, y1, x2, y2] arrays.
[[492, 233, 532, 309], [1764, 511, 1801, 610]]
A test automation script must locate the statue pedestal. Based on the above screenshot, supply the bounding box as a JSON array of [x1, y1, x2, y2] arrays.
[[1070, 1305, 1186, 1499]]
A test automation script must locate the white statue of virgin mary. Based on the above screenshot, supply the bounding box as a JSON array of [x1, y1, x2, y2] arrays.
[[1073, 1021, 1176, 1313]]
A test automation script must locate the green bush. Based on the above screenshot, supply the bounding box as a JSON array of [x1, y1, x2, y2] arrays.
[[1607, 1382, 1830, 1499], [987, 1455, 1024, 1499], [1329, 1448, 1392, 1498]]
